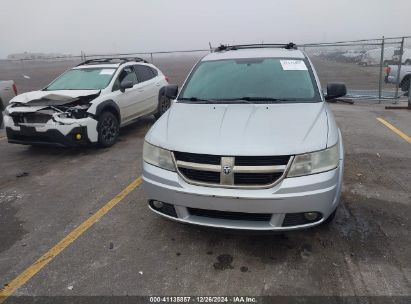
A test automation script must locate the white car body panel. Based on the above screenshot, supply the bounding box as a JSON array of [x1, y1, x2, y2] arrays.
[[9, 90, 99, 104]]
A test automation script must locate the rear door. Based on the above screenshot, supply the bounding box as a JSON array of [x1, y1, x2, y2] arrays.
[[134, 64, 160, 115]]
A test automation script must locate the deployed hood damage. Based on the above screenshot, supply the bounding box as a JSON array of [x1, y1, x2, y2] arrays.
[[7, 90, 100, 123]]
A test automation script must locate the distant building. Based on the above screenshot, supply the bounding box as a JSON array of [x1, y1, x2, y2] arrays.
[[7, 52, 72, 60]]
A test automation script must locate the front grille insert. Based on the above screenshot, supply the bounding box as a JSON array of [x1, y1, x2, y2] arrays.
[[148, 200, 177, 218], [188, 207, 272, 222], [174, 151, 220, 165], [174, 151, 292, 188], [179, 168, 220, 184], [12, 113, 52, 124], [234, 172, 283, 185], [282, 213, 323, 227]]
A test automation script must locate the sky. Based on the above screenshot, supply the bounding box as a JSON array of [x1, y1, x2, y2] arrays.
[[0, 0, 410, 58]]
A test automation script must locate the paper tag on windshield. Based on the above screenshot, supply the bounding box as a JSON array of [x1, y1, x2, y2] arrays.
[[100, 69, 115, 75], [280, 60, 307, 71]]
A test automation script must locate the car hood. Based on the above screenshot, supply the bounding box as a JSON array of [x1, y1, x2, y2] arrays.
[[10, 90, 100, 106], [146, 102, 330, 156]]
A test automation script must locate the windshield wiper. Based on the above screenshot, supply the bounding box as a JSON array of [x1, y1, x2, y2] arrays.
[[179, 97, 220, 103], [179, 97, 253, 104], [226, 97, 290, 103]]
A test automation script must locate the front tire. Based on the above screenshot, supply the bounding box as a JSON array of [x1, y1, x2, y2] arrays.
[[97, 111, 119, 148]]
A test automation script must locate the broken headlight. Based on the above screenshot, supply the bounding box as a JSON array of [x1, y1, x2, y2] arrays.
[[60, 105, 91, 119]]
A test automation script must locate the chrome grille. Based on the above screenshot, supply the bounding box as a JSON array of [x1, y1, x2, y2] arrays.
[[173, 152, 292, 188]]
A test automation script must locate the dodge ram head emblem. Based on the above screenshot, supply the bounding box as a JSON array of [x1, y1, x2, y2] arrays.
[[223, 165, 232, 175]]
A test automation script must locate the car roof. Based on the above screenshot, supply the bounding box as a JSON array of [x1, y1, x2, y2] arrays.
[[73, 64, 120, 69], [73, 61, 153, 70], [203, 48, 305, 61]]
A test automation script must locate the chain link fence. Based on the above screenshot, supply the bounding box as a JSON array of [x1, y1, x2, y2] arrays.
[[1, 36, 410, 103], [302, 36, 411, 103]]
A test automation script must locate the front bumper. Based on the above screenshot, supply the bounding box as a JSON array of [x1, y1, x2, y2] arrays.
[[4, 114, 98, 147], [142, 159, 344, 231]]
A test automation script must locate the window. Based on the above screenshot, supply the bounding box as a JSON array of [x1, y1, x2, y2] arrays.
[[112, 66, 138, 92], [179, 58, 319, 103], [45, 68, 116, 91], [135, 65, 156, 82], [149, 67, 158, 76]]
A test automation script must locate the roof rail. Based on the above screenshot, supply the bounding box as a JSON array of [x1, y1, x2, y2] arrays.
[[77, 57, 148, 66], [214, 42, 298, 52]]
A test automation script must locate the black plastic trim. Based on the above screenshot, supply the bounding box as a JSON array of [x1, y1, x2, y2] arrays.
[[6, 126, 89, 147]]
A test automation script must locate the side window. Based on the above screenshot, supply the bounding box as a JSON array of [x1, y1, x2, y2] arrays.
[[112, 66, 138, 92], [134, 65, 156, 83], [150, 67, 159, 77]]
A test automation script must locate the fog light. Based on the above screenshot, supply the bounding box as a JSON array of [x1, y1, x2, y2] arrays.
[[75, 133, 82, 140], [152, 200, 164, 209], [304, 212, 318, 221]]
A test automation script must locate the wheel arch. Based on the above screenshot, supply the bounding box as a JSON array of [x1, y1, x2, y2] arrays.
[[95, 100, 121, 122]]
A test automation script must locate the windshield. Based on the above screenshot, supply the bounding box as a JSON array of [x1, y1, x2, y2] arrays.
[[45, 68, 116, 91], [179, 58, 319, 103]]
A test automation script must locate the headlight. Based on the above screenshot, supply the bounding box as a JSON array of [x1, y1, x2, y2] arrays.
[[143, 141, 175, 171], [287, 143, 339, 177]]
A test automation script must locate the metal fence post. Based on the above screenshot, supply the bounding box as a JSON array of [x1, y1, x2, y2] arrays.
[[378, 36, 385, 103], [394, 37, 404, 102], [150, 53, 154, 64]]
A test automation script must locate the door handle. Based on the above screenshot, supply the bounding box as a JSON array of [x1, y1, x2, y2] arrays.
[[155, 82, 161, 86], [138, 89, 144, 92]]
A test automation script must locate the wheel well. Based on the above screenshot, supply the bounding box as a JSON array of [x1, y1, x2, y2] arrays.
[[99, 106, 120, 122]]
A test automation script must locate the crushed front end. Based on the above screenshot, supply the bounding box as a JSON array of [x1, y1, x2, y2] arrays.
[[4, 92, 100, 147]]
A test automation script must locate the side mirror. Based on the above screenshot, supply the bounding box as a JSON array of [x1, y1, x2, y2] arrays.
[[325, 83, 347, 100], [164, 84, 178, 99], [120, 80, 134, 92]]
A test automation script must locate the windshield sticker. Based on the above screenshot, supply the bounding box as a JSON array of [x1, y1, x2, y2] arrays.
[[99, 69, 115, 75], [280, 60, 307, 71]]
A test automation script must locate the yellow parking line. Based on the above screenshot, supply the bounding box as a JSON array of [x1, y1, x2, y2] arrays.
[[377, 118, 411, 144], [0, 176, 143, 303]]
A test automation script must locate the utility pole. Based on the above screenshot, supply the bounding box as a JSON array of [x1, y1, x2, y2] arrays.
[[378, 36, 385, 103]]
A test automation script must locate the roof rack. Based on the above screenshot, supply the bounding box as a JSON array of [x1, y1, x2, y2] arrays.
[[214, 42, 298, 52], [77, 57, 148, 66]]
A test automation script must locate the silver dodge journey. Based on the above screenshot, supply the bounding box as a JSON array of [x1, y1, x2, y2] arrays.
[[142, 43, 346, 231]]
